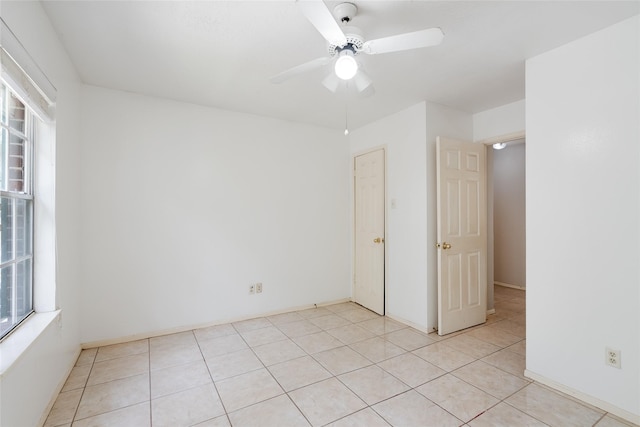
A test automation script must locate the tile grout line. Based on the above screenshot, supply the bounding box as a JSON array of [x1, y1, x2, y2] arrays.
[[69, 342, 152, 425], [292, 309, 458, 426], [249, 310, 347, 426], [67, 348, 97, 425], [269, 308, 367, 427], [193, 328, 234, 426], [147, 338, 152, 427], [297, 307, 380, 426], [265, 307, 376, 425], [500, 387, 553, 427]]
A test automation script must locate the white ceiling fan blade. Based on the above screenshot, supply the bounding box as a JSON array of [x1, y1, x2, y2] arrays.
[[361, 27, 444, 55], [358, 83, 375, 98], [321, 73, 341, 93], [297, 0, 347, 47], [353, 70, 373, 93], [270, 57, 332, 84], [322, 70, 375, 96]]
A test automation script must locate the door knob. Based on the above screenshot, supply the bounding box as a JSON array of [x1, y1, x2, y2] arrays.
[[442, 242, 452, 250], [373, 237, 384, 243]]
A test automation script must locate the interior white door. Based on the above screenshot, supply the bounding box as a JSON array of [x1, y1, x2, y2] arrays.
[[354, 149, 385, 315], [437, 137, 487, 335]]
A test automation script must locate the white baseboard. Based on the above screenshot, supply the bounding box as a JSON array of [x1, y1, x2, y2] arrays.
[[487, 308, 496, 315], [385, 313, 433, 334], [495, 281, 526, 291], [82, 297, 351, 349], [525, 370, 640, 425]]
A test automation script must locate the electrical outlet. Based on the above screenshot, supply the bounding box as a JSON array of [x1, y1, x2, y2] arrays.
[[605, 347, 621, 369], [256, 283, 263, 293], [249, 284, 255, 295]]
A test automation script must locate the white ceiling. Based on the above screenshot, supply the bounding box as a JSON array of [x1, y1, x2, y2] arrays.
[[41, 1, 639, 130]]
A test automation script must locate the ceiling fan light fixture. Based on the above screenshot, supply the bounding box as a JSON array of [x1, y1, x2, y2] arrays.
[[335, 49, 358, 80]]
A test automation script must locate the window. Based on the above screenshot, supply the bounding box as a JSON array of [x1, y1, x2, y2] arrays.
[[0, 83, 34, 339], [0, 18, 56, 345]]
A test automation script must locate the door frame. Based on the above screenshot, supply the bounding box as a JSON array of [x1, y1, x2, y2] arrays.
[[478, 131, 526, 315], [352, 145, 387, 314]]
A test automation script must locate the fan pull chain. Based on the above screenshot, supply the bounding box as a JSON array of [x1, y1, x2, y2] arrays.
[[344, 105, 349, 136]]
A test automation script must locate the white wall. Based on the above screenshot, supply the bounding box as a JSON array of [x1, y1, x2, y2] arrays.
[[473, 99, 525, 142], [493, 143, 526, 288], [349, 102, 472, 332], [79, 85, 350, 344], [350, 102, 429, 329], [0, 2, 83, 426], [526, 15, 639, 422]]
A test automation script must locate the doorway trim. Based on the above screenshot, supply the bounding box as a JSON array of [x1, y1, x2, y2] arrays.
[[479, 131, 526, 147], [352, 145, 387, 315]]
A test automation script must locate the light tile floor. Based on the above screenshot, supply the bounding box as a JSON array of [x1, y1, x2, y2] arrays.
[[45, 286, 636, 427]]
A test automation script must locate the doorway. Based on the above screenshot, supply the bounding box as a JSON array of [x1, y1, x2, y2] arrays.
[[486, 135, 526, 313]]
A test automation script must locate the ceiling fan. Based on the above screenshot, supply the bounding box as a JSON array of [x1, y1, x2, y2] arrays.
[[270, 0, 444, 95]]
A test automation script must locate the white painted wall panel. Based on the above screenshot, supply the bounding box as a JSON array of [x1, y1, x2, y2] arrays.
[[350, 102, 429, 329], [473, 100, 525, 142], [79, 86, 350, 343], [526, 15, 639, 420], [0, 2, 83, 426]]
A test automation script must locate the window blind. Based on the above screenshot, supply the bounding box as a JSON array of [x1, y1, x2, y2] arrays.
[[0, 18, 56, 121]]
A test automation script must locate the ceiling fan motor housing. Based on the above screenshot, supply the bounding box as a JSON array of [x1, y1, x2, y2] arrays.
[[328, 26, 364, 55], [327, 3, 363, 55]]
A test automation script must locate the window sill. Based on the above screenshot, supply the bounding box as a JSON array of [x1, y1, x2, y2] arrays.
[[0, 310, 60, 376]]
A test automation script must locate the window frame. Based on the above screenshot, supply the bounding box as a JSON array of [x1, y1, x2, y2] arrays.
[[0, 83, 36, 341]]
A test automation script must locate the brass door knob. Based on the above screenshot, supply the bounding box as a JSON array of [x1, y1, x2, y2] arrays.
[[442, 242, 452, 250], [373, 237, 384, 243]]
